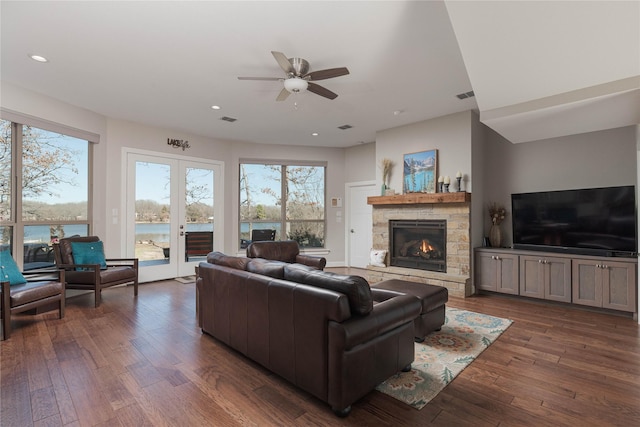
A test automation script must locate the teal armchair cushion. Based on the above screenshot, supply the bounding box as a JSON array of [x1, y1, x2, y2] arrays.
[[70, 241, 107, 270], [0, 250, 27, 286]]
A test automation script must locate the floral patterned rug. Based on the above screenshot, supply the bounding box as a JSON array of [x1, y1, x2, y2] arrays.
[[376, 307, 513, 410]]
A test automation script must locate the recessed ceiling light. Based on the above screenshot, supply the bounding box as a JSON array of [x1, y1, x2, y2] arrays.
[[29, 54, 49, 63], [393, 110, 404, 116], [311, 132, 319, 136], [211, 105, 221, 110]]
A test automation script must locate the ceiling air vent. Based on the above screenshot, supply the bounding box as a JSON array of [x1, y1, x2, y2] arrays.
[[220, 116, 237, 122], [456, 91, 475, 100], [338, 124, 353, 130]]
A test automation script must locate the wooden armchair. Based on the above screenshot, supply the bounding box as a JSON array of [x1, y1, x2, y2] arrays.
[[1, 263, 65, 341], [53, 236, 138, 308]]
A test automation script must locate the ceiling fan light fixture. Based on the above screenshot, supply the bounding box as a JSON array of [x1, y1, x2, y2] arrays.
[[284, 77, 308, 94]]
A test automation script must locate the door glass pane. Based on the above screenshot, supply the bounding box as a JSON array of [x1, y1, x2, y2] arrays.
[[0, 120, 11, 222], [135, 161, 170, 264], [21, 126, 88, 221], [184, 167, 214, 262]]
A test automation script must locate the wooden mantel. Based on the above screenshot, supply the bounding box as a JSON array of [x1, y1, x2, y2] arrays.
[[367, 192, 471, 206]]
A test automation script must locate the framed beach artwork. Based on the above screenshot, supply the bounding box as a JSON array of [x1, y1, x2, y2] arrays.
[[403, 149, 438, 193]]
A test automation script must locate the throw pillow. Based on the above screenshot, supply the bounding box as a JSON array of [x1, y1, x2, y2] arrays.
[[246, 258, 286, 279], [70, 241, 107, 270], [369, 249, 387, 267], [0, 250, 27, 286], [283, 263, 373, 315]]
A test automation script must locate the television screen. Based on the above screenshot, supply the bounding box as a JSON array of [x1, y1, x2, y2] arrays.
[[511, 186, 637, 257]]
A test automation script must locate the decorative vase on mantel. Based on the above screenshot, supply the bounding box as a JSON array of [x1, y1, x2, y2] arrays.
[[381, 183, 388, 196], [489, 224, 502, 248]]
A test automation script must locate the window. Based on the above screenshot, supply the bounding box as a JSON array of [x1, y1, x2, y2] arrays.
[[0, 118, 91, 270], [239, 162, 326, 248]]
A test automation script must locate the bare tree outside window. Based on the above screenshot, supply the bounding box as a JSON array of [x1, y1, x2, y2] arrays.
[[1, 119, 90, 269], [239, 163, 325, 248]]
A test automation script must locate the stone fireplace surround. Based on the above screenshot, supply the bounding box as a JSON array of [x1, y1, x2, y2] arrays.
[[367, 192, 472, 297]]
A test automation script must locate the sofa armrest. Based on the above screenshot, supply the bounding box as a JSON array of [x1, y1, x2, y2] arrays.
[[331, 294, 420, 350], [295, 254, 327, 270], [370, 287, 405, 302]]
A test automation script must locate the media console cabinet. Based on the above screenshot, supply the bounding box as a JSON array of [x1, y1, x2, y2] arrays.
[[474, 247, 638, 318]]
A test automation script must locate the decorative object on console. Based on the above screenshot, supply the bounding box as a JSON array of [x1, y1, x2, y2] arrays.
[[456, 171, 463, 192], [488, 202, 507, 248], [443, 176, 450, 193], [403, 149, 437, 194], [437, 176, 444, 193], [369, 249, 387, 267]]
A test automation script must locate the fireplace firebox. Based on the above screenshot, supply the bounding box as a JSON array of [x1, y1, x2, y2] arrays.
[[389, 220, 446, 272]]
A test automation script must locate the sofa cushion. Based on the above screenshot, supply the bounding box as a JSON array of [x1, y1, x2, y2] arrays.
[[206, 252, 250, 270], [246, 240, 299, 263], [283, 263, 373, 315], [246, 258, 286, 279]]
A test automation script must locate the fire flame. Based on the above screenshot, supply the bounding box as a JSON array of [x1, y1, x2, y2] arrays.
[[420, 240, 434, 252]]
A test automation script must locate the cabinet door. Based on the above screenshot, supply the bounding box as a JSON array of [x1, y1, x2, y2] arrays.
[[496, 253, 519, 295], [602, 260, 637, 312], [475, 251, 498, 291], [545, 257, 572, 303], [474, 250, 519, 294], [572, 259, 602, 307], [519, 256, 545, 299]]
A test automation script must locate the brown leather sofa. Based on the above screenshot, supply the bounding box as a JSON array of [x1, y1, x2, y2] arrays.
[[246, 240, 327, 270], [197, 252, 420, 416]]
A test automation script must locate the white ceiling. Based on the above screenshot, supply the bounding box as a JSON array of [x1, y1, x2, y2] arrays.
[[1, 1, 638, 148]]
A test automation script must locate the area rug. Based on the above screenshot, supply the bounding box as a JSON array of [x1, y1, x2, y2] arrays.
[[376, 307, 512, 410]]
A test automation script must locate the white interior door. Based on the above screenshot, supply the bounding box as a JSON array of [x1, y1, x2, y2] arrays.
[[125, 151, 223, 282], [346, 182, 377, 268]]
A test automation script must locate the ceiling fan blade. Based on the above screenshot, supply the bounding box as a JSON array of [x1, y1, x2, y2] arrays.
[[304, 67, 350, 81], [276, 88, 290, 101], [237, 77, 283, 81], [307, 82, 338, 100], [271, 51, 293, 74]]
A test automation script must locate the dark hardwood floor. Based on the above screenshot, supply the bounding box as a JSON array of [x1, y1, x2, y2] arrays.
[[2, 268, 639, 426]]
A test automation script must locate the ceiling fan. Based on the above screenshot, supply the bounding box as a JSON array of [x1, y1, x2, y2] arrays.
[[238, 51, 349, 101]]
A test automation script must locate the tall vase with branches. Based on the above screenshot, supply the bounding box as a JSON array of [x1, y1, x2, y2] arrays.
[[488, 202, 507, 248], [379, 158, 393, 195]]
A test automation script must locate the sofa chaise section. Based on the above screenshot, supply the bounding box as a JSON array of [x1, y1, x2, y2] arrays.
[[197, 255, 420, 416]]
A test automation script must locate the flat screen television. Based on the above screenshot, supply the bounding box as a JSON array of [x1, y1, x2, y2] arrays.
[[511, 185, 637, 258]]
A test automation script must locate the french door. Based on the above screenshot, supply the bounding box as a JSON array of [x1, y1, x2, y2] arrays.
[[125, 150, 224, 282]]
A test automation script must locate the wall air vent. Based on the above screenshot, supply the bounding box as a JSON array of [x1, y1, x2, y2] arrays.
[[338, 124, 353, 130], [220, 116, 237, 122], [456, 91, 475, 100]]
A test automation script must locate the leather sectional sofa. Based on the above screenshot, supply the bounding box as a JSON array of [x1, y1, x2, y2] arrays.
[[197, 252, 421, 416]]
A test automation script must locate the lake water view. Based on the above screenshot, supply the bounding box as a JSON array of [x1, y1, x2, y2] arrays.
[[24, 223, 215, 244]]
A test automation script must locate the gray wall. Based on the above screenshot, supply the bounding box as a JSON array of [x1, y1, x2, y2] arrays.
[[482, 125, 637, 245], [344, 142, 376, 183]]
